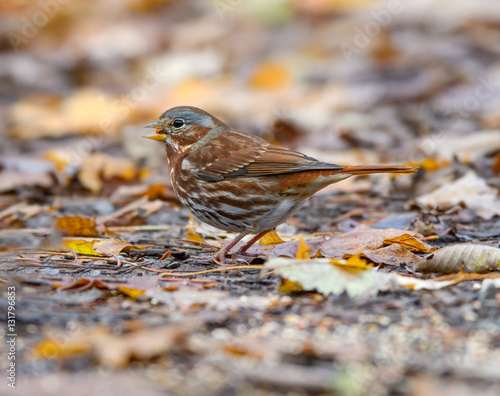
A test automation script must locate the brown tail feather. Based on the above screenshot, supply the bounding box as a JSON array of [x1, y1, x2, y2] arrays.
[[341, 165, 419, 176]]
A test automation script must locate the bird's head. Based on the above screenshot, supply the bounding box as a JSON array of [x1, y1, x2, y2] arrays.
[[143, 106, 227, 153]]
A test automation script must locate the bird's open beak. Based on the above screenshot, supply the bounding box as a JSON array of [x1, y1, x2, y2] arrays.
[[143, 121, 167, 141]]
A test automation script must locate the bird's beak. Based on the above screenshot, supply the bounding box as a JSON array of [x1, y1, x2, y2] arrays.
[[143, 121, 167, 141]]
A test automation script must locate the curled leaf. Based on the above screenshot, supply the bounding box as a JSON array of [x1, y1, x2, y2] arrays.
[[383, 233, 436, 254], [414, 244, 500, 274]]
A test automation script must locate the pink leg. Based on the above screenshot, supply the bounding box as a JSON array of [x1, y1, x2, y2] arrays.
[[234, 230, 271, 255], [214, 231, 248, 262]]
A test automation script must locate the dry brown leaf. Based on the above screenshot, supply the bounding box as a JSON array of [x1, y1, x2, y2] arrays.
[[415, 244, 500, 274], [383, 233, 437, 254], [361, 244, 421, 266]]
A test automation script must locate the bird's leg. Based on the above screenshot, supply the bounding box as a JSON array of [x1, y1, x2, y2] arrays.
[[214, 230, 248, 262], [233, 230, 271, 256]]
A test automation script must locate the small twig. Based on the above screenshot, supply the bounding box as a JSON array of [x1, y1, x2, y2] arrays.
[[159, 250, 172, 260], [160, 265, 264, 277]]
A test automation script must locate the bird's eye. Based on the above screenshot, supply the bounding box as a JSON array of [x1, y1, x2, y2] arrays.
[[172, 119, 185, 128]]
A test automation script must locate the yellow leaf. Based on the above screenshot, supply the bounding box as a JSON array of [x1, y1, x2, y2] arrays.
[[93, 239, 144, 256], [279, 279, 303, 293], [117, 286, 145, 299], [331, 255, 372, 272], [33, 338, 89, 360], [186, 214, 204, 243], [259, 231, 285, 245], [295, 235, 311, 259], [250, 61, 290, 91], [64, 239, 102, 256], [56, 216, 99, 236]]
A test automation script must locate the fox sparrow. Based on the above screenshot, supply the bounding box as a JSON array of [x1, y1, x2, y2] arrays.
[[144, 106, 417, 262]]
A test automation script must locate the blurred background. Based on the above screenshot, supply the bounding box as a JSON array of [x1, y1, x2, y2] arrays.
[[1, 0, 500, 203]]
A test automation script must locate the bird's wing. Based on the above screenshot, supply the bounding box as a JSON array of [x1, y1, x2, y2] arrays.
[[195, 138, 343, 182]]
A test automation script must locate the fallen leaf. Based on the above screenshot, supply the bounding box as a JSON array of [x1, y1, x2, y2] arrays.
[[295, 235, 311, 259], [252, 226, 429, 266], [415, 244, 500, 274], [259, 231, 285, 245], [264, 256, 462, 298], [278, 279, 303, 293], [116, 286, 146, 299], [361, 244, 420, 266], [186, 214, 204, 242], [56, 216, 99, 236], [64, 239, 102, 256], [93, 239, 144, 256], [383, 233, 437, 254], [58, 279, 108, 292], [265, 257, 393, 298]]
